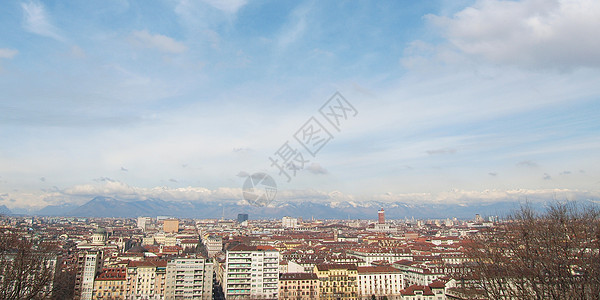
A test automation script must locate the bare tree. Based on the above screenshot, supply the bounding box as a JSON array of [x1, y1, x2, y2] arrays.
[[0, 233, 58, 300], [450, 203, 600, 299]]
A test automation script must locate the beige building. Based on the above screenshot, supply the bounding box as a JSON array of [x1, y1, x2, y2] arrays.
[[125, 260, 167, 299], [279, 273, 320, 299], [314, 264, 358, 300], [163, 219, 180, 233], [93, 267, 126, 299]]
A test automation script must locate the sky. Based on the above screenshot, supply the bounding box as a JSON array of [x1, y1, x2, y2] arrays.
[[1, 0, 599, 210]]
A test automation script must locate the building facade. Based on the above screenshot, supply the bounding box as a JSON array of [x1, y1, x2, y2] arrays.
[[224, 244, 279, 299], [165, 256, 213, 300], [357, 266, 404, 299], [74, 250, 103, 300], [279, 272, 320, 299], [314, 264, 358, 300]]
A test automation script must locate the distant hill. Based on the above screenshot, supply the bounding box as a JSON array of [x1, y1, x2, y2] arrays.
[[0, 205, 12, 215], [36, 203, 80, 216], [26, 196, 593, 219]]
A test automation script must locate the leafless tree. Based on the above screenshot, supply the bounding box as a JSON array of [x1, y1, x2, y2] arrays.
[[0, 233, 58, 300], [450, 203, 600, 299]]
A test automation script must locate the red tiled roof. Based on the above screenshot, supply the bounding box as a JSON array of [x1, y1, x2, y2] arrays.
[[280, 273, 319, 280], [357, 266, 401, 274], [316, 264, 357, 271]]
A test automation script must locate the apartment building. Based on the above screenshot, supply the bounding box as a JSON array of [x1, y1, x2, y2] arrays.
[[279, 272, 320, 299], [165, 256, 214, 299], [314, 264, 358, 300], [125, 260, 168, 299], [357, 266, 404, 299], [74, 250, 103, 300], [93, 267, 127, 299], [224, 244, 279, 299]]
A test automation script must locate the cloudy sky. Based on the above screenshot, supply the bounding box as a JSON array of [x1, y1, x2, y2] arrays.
[[1, 0, 599, 210]]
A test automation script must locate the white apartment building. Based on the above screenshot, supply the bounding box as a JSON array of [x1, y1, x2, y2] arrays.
[[224, 244, 279, 299], [165, 256, 214, 300], [357, 266, 404, 299], [75, 250, 103, 300], [282, 216, 299, 228], [393, 260, 445, 287], [205, 235, 223, 257], [137, 216, 151, 231]]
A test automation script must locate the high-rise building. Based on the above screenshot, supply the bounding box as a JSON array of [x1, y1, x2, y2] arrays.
[[224, 244, 279, 299], [378, 208, 385, 224], [137, 216, 151, 231], [163, 219, 179, 233], [282, 216, 299, 228], [74, 250, 103, 300], [237, 213, 248, 223], [165, 256, 214, 300]]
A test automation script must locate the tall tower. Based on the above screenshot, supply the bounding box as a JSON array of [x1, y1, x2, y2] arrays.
[[378, 208, 385, 224]]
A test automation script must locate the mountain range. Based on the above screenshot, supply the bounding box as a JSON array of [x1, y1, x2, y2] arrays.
[[11, 196, 592, 219]]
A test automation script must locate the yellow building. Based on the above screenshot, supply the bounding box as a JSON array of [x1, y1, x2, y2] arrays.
[[163, 219, 179, 233], [314, 264, 358, 300], [93, 267, 126, 299], [125, 260, 167, 298], [279, 272, 320, 299]]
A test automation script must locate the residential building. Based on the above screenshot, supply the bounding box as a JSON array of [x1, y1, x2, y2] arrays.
[[347, 248, 412, 266], [74, 250, 103, 300], [165, 256, 213, 299], [400, 281, 446, 300], [164, 219, 180, 233], [314, 264, 358, 300], [279, 272, 320, 299], [282, 217, 299, 229], [357, 266, 404, 299], [224, 244, 279, 299], [205, 235, 223, 257], [125, 260, 167, 299], [93, 267, 127, 299]]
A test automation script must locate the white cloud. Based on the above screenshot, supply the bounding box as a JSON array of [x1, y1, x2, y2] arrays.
[[427, 0, 600, 69], [306, 163, 328, 175], [0, 48, 18, 59], [200, 0, 247, 14], [21, 1, 65, 41], [130, 30, 187, 54]]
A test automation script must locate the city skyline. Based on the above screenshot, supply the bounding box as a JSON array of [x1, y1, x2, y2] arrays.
[[1, 0, 600, 211]]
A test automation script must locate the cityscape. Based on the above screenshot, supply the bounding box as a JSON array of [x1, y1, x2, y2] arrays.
[[1, 0, 600, 299], [1, 209, 495, 299]]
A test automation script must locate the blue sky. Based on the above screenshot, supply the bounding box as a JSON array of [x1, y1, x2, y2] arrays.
[[1, 0, 599, 210]]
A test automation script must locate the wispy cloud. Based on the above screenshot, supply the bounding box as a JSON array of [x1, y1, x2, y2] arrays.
[[130, 30, 187, 54], [276, 3, 312, 50], [0, 48, 18, 59], [426, 148, 457, 155], [543, 173, 552, 180], [21, 1, 65, 41], [517, 160, 538, 168], [200, 0, 247, 14]]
